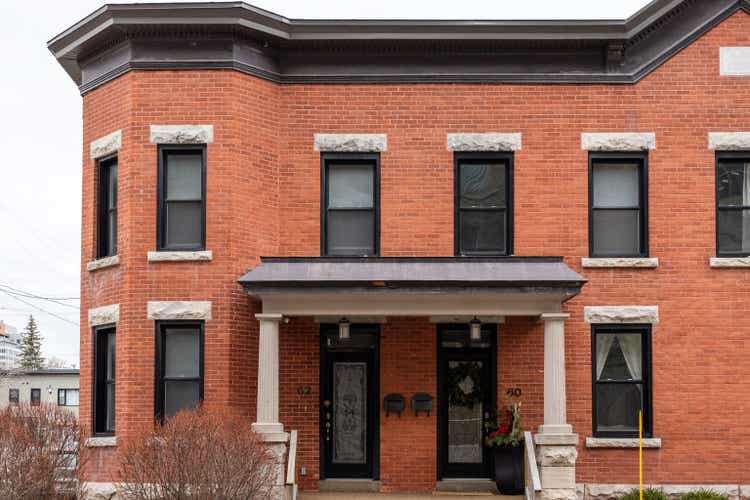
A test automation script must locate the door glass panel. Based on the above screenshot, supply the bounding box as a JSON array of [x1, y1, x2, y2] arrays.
[[447, 361, 483, 464], [332, 362, 367, 464]]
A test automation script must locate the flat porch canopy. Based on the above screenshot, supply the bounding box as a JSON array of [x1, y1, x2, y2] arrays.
[[238, 256, 586, 316]]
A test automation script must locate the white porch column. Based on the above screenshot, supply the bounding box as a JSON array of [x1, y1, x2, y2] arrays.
[[535, 313, 578, 500], [252, 313, 285, 436]]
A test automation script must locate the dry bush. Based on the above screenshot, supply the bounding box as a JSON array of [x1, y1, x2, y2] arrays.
[[0, 403, 87, 500], [117, 407, 278, 500]]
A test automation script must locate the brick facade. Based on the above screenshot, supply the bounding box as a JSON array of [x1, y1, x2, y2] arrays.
[[78, 10, 750, 491]]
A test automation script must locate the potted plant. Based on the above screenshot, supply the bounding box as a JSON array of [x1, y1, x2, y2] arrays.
[[485, 401, 524, 495]]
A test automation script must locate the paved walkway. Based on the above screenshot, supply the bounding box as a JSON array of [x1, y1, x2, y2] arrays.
[[299, 493, 521, 499]]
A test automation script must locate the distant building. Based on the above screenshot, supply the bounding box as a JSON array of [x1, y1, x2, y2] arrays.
[[0, 321, 21, 370], [0, 369, 80, 418]]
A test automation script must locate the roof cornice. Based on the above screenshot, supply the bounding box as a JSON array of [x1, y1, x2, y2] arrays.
[[47, 0, 750, 93]]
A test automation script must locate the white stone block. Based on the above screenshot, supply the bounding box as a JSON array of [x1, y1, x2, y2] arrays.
[[708, 132, 750, 150], [739, 485, 750, 500], [447, 133, 522, 151], [585, 437, 661, 448], [581, 257, 658, 268], [581, 133, 655, 151], [720, 47, 750, 76], [88, 304, 119, 327], [538, 489, 579, 500], [536, 445, 578, 466], [147, 251, 213, 262], [81, 482, 119, 500], [577, 484, 585, 500], [540, 466, 575, 489], [85, 436, 117, 447], [584, 305, 659, 324], [150, 125, 214, 144], [90, 130, 122, 159], [313, 133, 386, 152], [586, 484, 640, 500], [87, 255, 120, 272], [662, 485, 739, 500], [710, 257, 750, 268], [147, 301, 212, 320]]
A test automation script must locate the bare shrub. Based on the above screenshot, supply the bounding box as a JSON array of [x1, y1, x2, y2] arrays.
[[117, 407, 278, 500], [0, 403, 87, 500]]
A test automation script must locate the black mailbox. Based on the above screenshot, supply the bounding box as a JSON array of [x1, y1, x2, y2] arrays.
[[383, 393, 405, 417], [411, 392, 433, 416]]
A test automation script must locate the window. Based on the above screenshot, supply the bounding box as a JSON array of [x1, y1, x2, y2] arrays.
[[455, 153, 513, 255], [8, 388, 19, 405], [97, 156, 118, 258], [156, 322, 204, 420], [58, 389, 80, 406], [716, 154, 750, 256], [158, 146, 206, 251], [94, 326, 115, 435], [321, 154, 379, 256], [592, 325, 652, 438], [30, 388, 41, 406], [589, 154, 648, 257]]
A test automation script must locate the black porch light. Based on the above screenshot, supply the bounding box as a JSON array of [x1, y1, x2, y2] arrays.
[[469, 316, 482, 341], [338, 317, 351, 340]]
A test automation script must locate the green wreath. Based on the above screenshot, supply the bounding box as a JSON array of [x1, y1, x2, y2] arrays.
[[446, 362, 483, 408]]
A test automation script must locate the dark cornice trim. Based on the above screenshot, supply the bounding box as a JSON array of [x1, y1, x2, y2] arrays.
[[48, 0, 750, 93]]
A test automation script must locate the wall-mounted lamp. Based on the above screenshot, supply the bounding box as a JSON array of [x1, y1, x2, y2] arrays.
[[469, 316, 482, 341], [338, 317, 350, 340]]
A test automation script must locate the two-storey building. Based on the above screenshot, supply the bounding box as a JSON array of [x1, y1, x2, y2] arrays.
[[48, 0, 750, 498]]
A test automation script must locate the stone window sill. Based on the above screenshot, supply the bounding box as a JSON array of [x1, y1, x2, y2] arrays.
[[147, 250, 212, 262], [710, 257, 750, 268], [85, 436, 117, 448], [582, 257, 658, 268], [585, 437, 661, 448], [86, 255, 120, 272]]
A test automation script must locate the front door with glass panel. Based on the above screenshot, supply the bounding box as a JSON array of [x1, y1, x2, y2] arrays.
[[320, 325, 379, 479], [438, 324, 496, 479]]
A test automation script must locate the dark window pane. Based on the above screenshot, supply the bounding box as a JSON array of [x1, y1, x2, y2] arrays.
[[31, 389, 40, 406], [717, 162, 750, 207], [593, 163, 639, 208], [108, 211, 117, 255], [327, 210, 375, 255], [108, 164, 118, 209], [164, 380, 200, 417], [165, 329, 200, 378], [460, 163, 506, 208], [106, 332, 115, 381], [460, 210, 505, 253], [595, 383, 642, 434], [106, 383, 115, 431], [58, 390, 65, 406], [9, 389, 18, 404], [328, 165, 374, 209], [166, 154, 202, 200], [166, 202, 202, 247], [592, 209, 640, 256], [596, 333, 642, 381], [718, 209, 750, 254]]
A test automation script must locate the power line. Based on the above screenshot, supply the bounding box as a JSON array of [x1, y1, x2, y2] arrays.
[[0, 282, 79, 302], [0, 289, 79, 327]]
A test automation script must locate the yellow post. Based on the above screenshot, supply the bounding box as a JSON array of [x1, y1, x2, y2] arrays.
[[639, 410, 643, 500]]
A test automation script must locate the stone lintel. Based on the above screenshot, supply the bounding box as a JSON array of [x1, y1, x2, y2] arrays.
[[585, 437, 662, 448], [314, 133, 386, 152], [582, 257, 659, 268], [90, 130, 122, 159], [150, 125, 214, 144], [147, 301, 211, 320], [708, 132, 750, 150], [584, 305, 659, 325], [147, 250, 213, 262], [88, 304, 119, 327], [710, 257, 750, 268], [447, 133, 522, 151], [720, 47, 750, 76], [86, 255, 120, 272], [581, 132, 656, 151]]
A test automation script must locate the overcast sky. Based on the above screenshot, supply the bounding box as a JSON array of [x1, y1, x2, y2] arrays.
[[0, 0, 651, 366]]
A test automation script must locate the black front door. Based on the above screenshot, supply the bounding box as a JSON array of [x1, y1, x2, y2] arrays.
[[438, 324, 497, 479], [320, 325, 379, 479]]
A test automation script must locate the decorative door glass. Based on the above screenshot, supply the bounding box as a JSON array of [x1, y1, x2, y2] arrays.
[[333, 362, 367, 464], [447, 360, 484, 464]]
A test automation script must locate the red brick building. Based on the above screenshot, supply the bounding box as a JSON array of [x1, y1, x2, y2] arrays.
[[49, 1, 750, 498]]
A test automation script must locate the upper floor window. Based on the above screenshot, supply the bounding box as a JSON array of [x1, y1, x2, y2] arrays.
[[158, 146, 206, 251], [94, 326, 115, 435], [592, 324, 652, 438], [321, 154, 379, 256], [716, 154, 750, 256], [589, 154, 648, 257], [97, 156, 118, 258], [455, 153, 513, 256], [156, 322, 204, 421], [58, 388, 79, 407]]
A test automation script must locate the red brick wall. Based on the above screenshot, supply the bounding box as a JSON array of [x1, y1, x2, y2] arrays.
[[80, 10, 750, 488]]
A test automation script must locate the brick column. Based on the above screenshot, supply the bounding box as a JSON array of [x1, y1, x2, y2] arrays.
[[535, 313, 578, 500]]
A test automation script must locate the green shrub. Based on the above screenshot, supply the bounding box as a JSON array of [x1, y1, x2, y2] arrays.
[[679, 489, 729, 500], [619, 488, 669, 500]]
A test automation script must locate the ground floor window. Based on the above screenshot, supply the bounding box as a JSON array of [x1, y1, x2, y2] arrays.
[[8, 388, 19, 405], [155, 321, 204, 421], [592, 324, 652, 437], [58, 388, 79, 406], [30, 388, 41, 406]]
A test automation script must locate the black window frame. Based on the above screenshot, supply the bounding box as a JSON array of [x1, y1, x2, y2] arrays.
[[30, 388, 41, 406], [58, 388, 80, 407], [591, 323, 653, 438], [157, 144, 207, 252], [97, 155, 118, 258], [93, 325, 116, 436], [454, 152, 514, 256], [8, 388, 19, 405], [588, 152, 649, 258], [715, 151, 750, 257], [320, 153, 380, 257], [154, 321, 205, 423]]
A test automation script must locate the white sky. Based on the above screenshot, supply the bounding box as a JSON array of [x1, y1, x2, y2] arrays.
[[0, 0, 651, 366]]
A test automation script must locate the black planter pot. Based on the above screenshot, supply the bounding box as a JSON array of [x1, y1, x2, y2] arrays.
[[492, 444, 524, 495]]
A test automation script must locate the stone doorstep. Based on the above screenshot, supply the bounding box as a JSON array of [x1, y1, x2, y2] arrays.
[[434, 479, 498, 494], [318, 479, 382, 493]]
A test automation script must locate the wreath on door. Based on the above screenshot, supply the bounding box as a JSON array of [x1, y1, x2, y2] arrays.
[[446, 362, 483, 408]]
